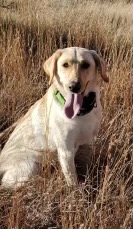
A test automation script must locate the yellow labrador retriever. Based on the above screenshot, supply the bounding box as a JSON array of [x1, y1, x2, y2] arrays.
[[0, 47, 108, 187]]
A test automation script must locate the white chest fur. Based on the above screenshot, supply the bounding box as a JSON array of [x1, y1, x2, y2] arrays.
[[44, 89, 102, 153]]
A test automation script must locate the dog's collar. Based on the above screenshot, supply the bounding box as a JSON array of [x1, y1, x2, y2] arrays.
[[54, 90, 66, 106], [54, 90, 97, 116], [77, 91, 97, 116]]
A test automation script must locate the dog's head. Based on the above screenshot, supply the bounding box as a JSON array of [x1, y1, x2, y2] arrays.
[[43, 47, 108, 90], [43, 47, 109, 118]]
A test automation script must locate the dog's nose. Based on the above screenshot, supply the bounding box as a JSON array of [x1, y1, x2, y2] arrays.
[[69, 81, 81, 93]]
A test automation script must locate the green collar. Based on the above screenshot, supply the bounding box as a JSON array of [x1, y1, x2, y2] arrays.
[[54, 90, 66, 106], [54, 89, 97, 117]]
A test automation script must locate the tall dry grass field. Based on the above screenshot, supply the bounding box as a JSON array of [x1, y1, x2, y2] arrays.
[[0, 0, 132, 228]]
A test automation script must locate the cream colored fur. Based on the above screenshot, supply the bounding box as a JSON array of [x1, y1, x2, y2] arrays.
[[0, 47, 108, 187]]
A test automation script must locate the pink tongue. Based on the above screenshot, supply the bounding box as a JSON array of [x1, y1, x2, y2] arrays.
[[64, 94, 83, 119]]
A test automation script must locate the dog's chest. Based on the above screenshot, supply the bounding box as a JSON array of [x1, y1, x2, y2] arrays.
[[76, 118, 95, 145], [72, 113, 100, 146], [50, 105, 102, 149]]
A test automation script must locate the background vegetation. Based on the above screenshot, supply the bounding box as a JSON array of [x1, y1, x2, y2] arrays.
[[0, 0, 132, 228]]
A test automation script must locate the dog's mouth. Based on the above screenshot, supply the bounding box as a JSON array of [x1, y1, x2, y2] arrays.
[[64, 93, 83, 119], [64, 81, 90, 119]]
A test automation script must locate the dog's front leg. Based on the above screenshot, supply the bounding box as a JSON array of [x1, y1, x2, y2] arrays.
[[58, 148, 77, 186]]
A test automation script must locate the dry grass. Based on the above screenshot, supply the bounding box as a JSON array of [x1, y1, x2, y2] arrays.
[[0, 0, 132, 228]]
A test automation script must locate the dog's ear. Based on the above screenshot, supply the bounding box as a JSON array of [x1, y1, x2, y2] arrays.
[[89, 50, 109, 83], [43, 49, 62, 85]]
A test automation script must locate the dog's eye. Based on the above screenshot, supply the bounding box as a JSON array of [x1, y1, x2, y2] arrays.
[[81, 62, 90, 69], [63, 63, 69, 68]]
